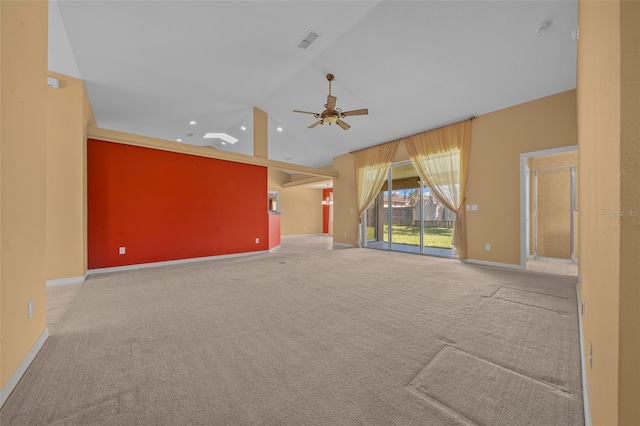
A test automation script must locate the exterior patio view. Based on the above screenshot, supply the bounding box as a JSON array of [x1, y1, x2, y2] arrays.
[[364, 162, 456, 257]]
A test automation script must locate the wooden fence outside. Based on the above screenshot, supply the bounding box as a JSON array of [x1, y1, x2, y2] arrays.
[[370, 207, 456, 228]]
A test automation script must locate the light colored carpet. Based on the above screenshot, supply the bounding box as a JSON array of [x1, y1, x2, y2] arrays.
[[1, 248, 583, 425]]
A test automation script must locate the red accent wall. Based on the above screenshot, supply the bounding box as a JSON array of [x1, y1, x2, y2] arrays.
[[88, 139, 269, 269], [268, 214, 281, 249], [322, 188, 333, 234]]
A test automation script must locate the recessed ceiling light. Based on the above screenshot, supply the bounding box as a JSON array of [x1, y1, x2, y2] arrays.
[[240, 126, 247, 131], [176, 138, 182, 142], [189, 121, 197, 125], [203, 133, 239, 144], [277, 127, 283, 132], [221, 141, 226, 145]]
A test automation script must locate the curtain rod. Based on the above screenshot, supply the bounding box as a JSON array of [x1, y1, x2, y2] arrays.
[[349, 115, 476, 154]]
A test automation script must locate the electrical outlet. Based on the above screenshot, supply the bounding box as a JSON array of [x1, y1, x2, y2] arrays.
[[344, 232, 347, 237], [485, 243, 491, 251], [255, 237, 260, 244], [581, 301, 585, 317], [28, 299, 33, 319], [119, 247, 126, 255]]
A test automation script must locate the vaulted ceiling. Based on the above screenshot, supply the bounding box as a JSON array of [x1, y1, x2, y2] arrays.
[[49, 0, 577, 168]]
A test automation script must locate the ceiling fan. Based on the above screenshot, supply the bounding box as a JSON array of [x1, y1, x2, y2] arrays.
[[293, 73, 368, 130]]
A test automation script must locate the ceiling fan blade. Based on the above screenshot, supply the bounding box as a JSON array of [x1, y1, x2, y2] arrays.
[[293, 110, 319, 115], [308, 120, 323, 128], [326, 95, 336, 111], [341, 108, 368, 117], [336, 119, 351, 130]]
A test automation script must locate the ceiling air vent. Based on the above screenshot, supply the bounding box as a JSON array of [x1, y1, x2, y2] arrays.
[[296, 30, 320, 49]]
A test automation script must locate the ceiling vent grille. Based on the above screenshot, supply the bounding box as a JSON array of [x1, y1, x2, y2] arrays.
[[296, 30, 320, 49]]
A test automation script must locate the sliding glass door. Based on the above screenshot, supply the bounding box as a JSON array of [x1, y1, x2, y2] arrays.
[[363, 161, 455, 257], [389, 163, 421, 253], [364, 185, 389, 250], [421, 185, 456, 256]]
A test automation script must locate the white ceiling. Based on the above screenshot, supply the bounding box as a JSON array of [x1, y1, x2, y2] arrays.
[[49, 0, 577, 169]]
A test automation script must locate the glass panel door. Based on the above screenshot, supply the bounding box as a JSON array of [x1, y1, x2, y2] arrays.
[[389, 163, 421, 254], [364, 180, 389, 250], [421, 187, 455, 256], [362, 161, 456, 258]]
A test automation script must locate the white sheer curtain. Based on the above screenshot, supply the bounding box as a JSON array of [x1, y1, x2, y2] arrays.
[[403, 120, 471, 259], [353, 141, 399, 245]]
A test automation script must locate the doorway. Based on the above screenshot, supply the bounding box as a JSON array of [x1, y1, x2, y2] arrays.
[[520, 146, 578, 275]]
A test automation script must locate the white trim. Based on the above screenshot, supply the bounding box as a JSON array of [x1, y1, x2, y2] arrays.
[[269, 245, 281, 253], [281, 233, 326, 239], [462, 259, 522, 269], [520, 145, 578, 269], [534, 256, 578, 264], [0, 329, 49, 409], [576, 284, 592, 426], [333, 242, 356, 249], [87, 251, 269, 276], [46, 275, 86, 287]]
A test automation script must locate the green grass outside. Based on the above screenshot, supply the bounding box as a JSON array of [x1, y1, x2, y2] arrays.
[[366, 225, 453, 249]]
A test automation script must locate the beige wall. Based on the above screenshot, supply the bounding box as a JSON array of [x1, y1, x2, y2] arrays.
[[332, 151, 359, 246], [46, 73, 90, 281], [253, 107, 267, 158], [268, 169, 323, 236], [466, 90, 577, 265], [1, 0, 49, 391], [578, 0, 640, 424], [536, 168, 571, 258], [529, 151, 578, 259], [333, 91, 578, 259], [618, 2, 640, 423]]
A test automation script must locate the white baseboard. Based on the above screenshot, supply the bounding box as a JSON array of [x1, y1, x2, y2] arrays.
[[281, 233, 327, 239], [0, 329, 49, 409], [87, 250, 269, 276], [46, 274, 87, 287], [533, 256, 578, 264], [269, 245, 281, 253], [462, 259, 522, 269], [333, 242, 355, 249], [576, 284, 592, 426]]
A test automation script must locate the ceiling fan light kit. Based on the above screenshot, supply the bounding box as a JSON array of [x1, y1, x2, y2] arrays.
[[293, 73, 368, 130]]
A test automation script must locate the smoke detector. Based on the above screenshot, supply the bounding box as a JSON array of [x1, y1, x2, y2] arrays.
[[537, 21, 551, 34]]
